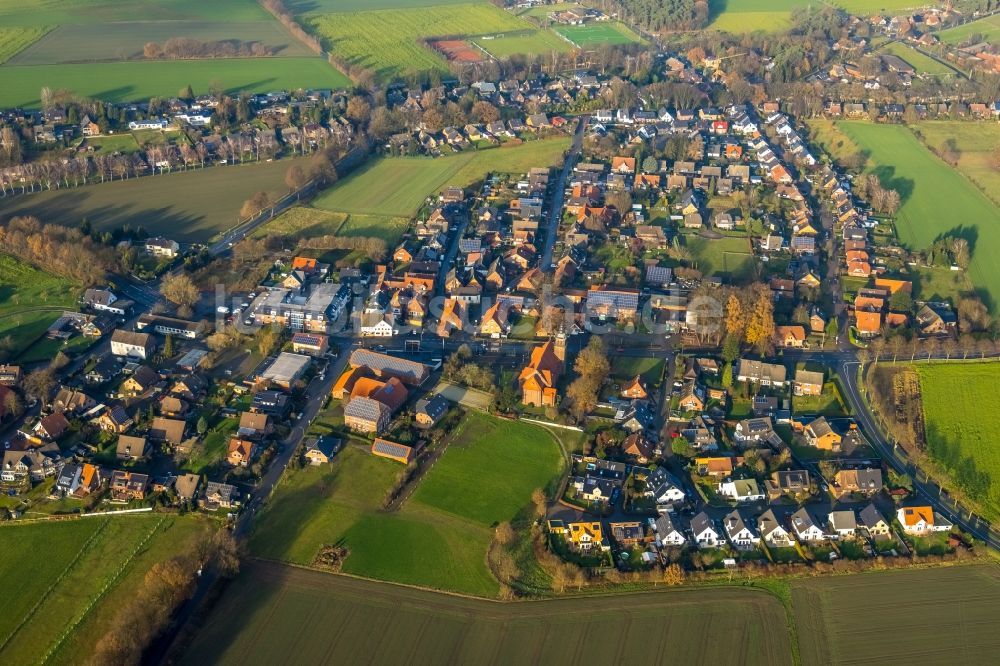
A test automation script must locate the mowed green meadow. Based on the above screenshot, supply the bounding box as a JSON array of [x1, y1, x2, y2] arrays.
[[0, 27, 49, 64], [0, 0, 272, 26], [0, 253, 79, 360], [312, 138, 570, 219], [938, 13, 1000, 45], [707, 0, 797, 33], [182, 560, 794, 666], [836, 121, 1000, 307], [0, 58, 349, 107], [793, 564, 1000, 665], [880, 41, 954, 76], [915, 362, 1000, 520], [555, 22, 644, 47], [0, 515, 210, 665], [249, 412, 564, 597], [0, 158, 307, 242]]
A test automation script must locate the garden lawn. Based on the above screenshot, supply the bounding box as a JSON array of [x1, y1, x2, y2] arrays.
[[0, 58, 349, 107], [880, 42, 954, 76], [916, 362, 1000, 521], [252, 206, 348, 239], [554, 21, 643, 46], [791, 381, 848, 417], [307, 3, 543, 80], [183, 417, 238, 474], [684, 233, 755, 282], [0, 515, 210, 666], [0, 253, 79, 359], [0, 158, 308, 243], [909, 264, 973, 303], [410, 411, 565, 525], [312, 138, 570, 219], [837, 121, 1000, 308], [611, 356, 665, 387]]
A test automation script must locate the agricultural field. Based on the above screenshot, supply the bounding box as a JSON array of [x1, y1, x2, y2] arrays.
[[312, 138, 570, 220], [937, 13, 1000, 45], [7, 21, 313, 65], [249, 412, 564, 597], [793, 564, 1000, 665], [306, 3, 551, 80], [0, 58, 350, 107], [0, 158, 307, 243], [0, 0, 272, 26], [555, 21, 644, 47], [833, 0, 923, 13], [684, 233, 755, 282], [0, 27, 49, 64], [182, 560, 794, 665], [252, 206, 347, 239], [0, 515, 211, 665], [836, 121, 1000, 308], [707, 0, 797, 33], [289, 0, 474, 13], [0, 253, 79, 361], [880, 41, 955, 76], [915, 362, 1000, 521]]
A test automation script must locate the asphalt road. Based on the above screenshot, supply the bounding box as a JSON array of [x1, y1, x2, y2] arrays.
[[540, 115, 588, 269]]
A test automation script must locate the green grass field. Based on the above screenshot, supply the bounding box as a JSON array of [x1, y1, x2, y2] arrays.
[[0, 515, 210, 665], [250, 412, 564, 597], [554, 21, 643, 47], [793, 564, 1000, 665], [0, 253, 79, 360], [0, 57, 349, 107], [182, 560, 794, 665], [474, 30, 570, 58], [915, 120, 1000, 210], [290, 0, 474, 13], [938, 13, 1000, 45], [0, 27, 49, 64], [836, 121, 1000, 308], [684, 233, 755, 282], [411, 411, 564, 524], [252, 206, 347, 239], [0, 158, 306, 243], [916, 362, 1000, 520], [611, 356, 665, 386], [79, 133, 141, 154], [308, 3, 547, 80], [707, 0, 797, 33], [0, 0, 271, 26], [8, 20, 313, 65], [312, 138, 570, 219], [834, 0, 926, 14], [880, 41, 954, 76]]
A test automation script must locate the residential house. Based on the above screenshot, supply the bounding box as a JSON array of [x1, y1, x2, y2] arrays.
[[828, 510, 858, 539], [897, 506, 951, 535], [734, 417, 781, 448], [371, 438, 416, 464], [718, 478, 765, 503], [116, 435, 148, 461], [238, 411, 270, 440], [175, 473, 200, 502], [1, 450, 55, 483], [790, 507, 826, 542], [804, 416, 841, 451], [696, 456, 741, 477], [203, 481, 240, 510], [691, 511, 722, 548], [121, 365, 160, 396], [110, 329, 154, 360], [148, 417, 186, 447], [561, 521, 608, 552], [609, 521, 652, 547], [859, 503, 892, 539], [159, 396, 188, 418], [33, 412, 69, 441], [723, 510, 761, 550], [774, 325, 807, 349], [645, 467, 686, 505], [144, 237, 179, 257], [415, 394, 450, 428], [652, 513, 687, 547], [51, 387, 96, 415], [291, 332, 329, 357], [793, 369, 824, 396], [677, 381, 705, 412], [766, 469, 811, 500], [0, 364, 22, 386], [832, 468, 883, 498], [54, 463, 102, 497], [303, 436, 341, 465], [227, 438, 258, 467], [736, 359, 786, 387], [621, 375, 648, 399], [758, 509, 795, 548], [110, 470, 149, 501]]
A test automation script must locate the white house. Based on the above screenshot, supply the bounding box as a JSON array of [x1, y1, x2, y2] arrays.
[[897, 506, 951, 535], [690, 511, 722, 549], [646, 467, 686, 506], [790, 507, 826, 543], [717, 478, 765, 503], [129, 119, 169, 130], [651, 514, 686, 547], [758, 509, 795, 548], [723, 510, 760, 551], [144, 237, 179, 258], [828, 510, 858, 539], [110, 329, 153, 360], [359, 313, 396, 337]]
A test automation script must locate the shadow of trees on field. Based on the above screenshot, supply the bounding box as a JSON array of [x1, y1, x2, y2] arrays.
[[924, 423, 994, 502], [871, 165, 915, 205]]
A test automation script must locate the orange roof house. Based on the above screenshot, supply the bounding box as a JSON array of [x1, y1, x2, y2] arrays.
[[855, 310, 882, 336], [437, 298, 465, 337], [621, 375, 648, 400], [874, 278, 912, 295], [696, 456, 743, 477], [847, 260, 872, 277], [774, 325, 807, 348], [634, 173, 661, 188], [855, 294, 885, 311], [227, 438, 257, 467], [480, 301, 511, 337], [885, 312, 908, 327], [518, 340, 563, 407], [332, 366, 370, 399], [291, 256, 320, 273], [611, 156, 636, 174]]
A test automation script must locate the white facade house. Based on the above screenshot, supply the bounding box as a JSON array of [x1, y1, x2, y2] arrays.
[[717, 479, 765, 503], [790, 508, 827, 543], [651, 514, 686, 548], [758, 509, 795, 548], [723, 510, 761, 551], [690, 511, 721, 549]]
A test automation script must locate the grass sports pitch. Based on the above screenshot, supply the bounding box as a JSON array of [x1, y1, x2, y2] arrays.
[[181, 559, 794, 665], [555, 22, 644, 47]]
